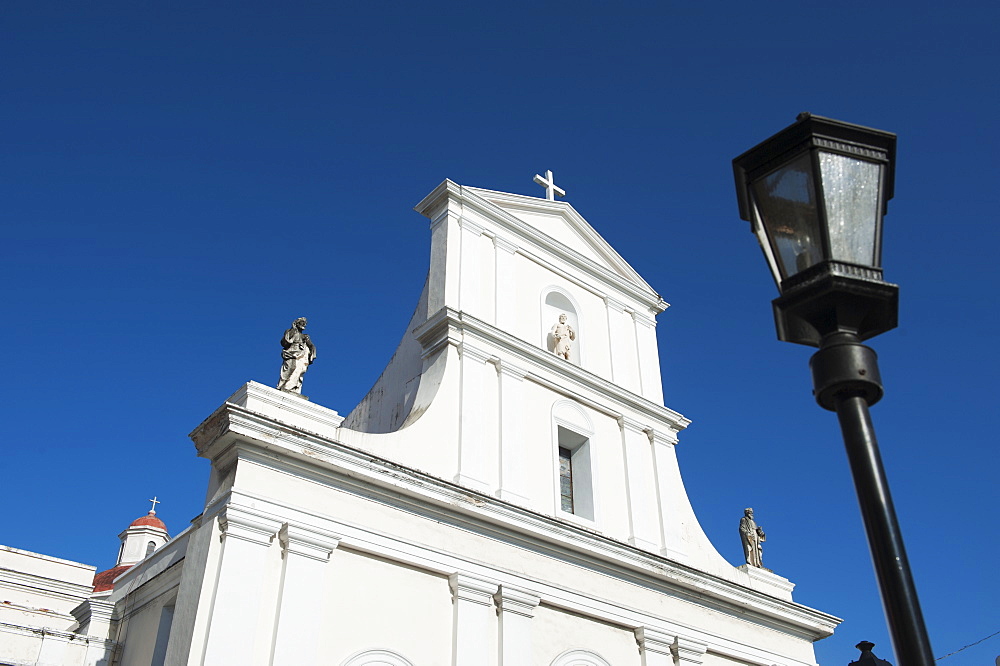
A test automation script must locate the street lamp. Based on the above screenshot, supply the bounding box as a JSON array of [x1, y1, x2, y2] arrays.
[[732, 113, 934, 666]]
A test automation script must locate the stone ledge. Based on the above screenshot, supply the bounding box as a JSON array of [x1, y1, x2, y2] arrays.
[[737, 564, 796, 601], [227, 381, 344, 439]]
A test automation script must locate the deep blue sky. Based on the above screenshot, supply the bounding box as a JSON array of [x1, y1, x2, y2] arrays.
[[2, 2, 997, 664]]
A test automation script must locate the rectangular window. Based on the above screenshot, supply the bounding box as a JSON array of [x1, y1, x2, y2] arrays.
[[559, 447, 574, 512], [557, 427, 594, 521]]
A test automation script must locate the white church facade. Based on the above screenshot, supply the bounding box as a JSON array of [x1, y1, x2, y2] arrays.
[[1, 178, 839, 666]]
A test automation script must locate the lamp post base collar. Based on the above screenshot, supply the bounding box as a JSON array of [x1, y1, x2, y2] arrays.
[[810, 332, 884, 410]]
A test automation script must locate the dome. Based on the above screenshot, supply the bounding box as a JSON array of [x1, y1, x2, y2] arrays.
[[92, 564, 133, 592], [130, 511, 168, 531]]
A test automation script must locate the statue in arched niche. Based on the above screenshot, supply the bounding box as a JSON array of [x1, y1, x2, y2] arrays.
[[550, 313, 576, 360]]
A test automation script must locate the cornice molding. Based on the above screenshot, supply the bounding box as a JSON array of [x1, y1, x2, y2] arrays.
[[635, 626, 674, 656], [458, 215, 485, 236], [0, 569, 95, 602], [494, 585, 541, 618], [619, 416, 649, 435], [673, 636, 709, 664], [464, 186, 664, 306], [417, 308, 690, 432], [218, 505, 281, 547], [493, 234, 517, 255], [449, 572, 498, 606], [459, 343, 493, 365], [0, 621, 117, 649], [606, 297, 627, 314], [650, 429, 679, 447], [415, 180, 667, 313], [412, 306, 462, 359], [278, 523, 341, 562], [189, 401, 840, 642], [496, 359, 527, 380], [633, 311, 656, 328], [739, 564, 797, 597]]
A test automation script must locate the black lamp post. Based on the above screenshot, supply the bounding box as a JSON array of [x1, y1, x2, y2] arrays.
[[732, 113, 934, 666]]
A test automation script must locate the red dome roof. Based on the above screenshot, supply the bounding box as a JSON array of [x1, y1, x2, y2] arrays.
[[130, 512, 168, 531], [92, 564, 133, 592]]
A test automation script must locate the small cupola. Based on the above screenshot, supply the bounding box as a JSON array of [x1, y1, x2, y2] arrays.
[[115, 498, 170, 566]]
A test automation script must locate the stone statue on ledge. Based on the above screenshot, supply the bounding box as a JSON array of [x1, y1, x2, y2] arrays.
[[277, 317, 316, 395], [550, 313, 576, 360], [739, 507, 766, 568]]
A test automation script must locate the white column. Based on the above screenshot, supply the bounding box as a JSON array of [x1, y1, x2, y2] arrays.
[[460, 218, 484, 317], [270, 523, 341, 665], [673, 636, 708, 665], [449, 573, 498, 666], [495, 586, 540, 666], [456, 345, 493, 492], [497, 361, 530, 505], [494, 236, 517, 330], [650, 429, 688, 562], [635, 627, 674, 666], [633, 312, 664, 404], [202, 506, 281, 665], [620, 418, 660, 551]]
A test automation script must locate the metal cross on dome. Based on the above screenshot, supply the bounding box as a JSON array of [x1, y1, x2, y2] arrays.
[[148, 496, 161, 513], [533, 169, 566, 201]]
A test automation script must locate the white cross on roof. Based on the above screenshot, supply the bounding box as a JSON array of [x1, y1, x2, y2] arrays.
[[533, 170, 566, 201], [148, 496, 161, 514]]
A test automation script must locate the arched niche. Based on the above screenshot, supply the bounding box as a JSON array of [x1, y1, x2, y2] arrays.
[[550, 649, 613, 666], [541, 287, 582, 364], [341, 649, 415, 666], [551, 400, 594, 436]]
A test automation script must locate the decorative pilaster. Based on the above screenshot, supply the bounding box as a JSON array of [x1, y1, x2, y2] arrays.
[[494, 236, 517, 329], [635, 627, 674, 666], [620, 418, 660, 551], [496, 361, 531, 505], [606, 298, 641, 392], [649, 429, 688, 561], [270, 523, 341, 665], [460, 217, 485, 318], [633, 311, 663, 403], [495, 586, 540, 666], [449, 573, 499, 666], [456, 345, 495, 493], [672, 636, 708, 665], [605, 297, 624, 384], [427, 206, 462, 313], [202, 506, 281, 665], [71, 598, 115, 639]]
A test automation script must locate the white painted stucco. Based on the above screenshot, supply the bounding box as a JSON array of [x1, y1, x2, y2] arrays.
[[99, 179, 839, 666]]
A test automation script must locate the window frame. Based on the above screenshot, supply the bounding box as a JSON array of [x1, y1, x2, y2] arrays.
[[552, 401, 598, 527]]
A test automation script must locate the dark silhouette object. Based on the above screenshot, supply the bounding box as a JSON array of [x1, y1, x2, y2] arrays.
[[849, 641, 893, 666]]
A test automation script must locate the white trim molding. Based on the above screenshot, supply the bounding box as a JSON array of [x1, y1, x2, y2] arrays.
[[550, 648, 613, 666], [341, 648, 416, 666]]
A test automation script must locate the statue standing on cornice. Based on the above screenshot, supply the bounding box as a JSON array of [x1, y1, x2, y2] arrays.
[[740, 507, 766, 568], [277, 317, 316, 394]]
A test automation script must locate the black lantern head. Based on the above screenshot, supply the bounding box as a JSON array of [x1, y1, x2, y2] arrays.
[[733, 113, 899, 346]]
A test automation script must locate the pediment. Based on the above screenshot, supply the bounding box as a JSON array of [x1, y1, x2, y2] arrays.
[[463, 186, 660, 301]]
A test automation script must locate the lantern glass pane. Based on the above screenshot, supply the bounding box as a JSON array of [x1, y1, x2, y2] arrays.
[[750, 152, 823, 280], [819, 152, 880, 267]]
